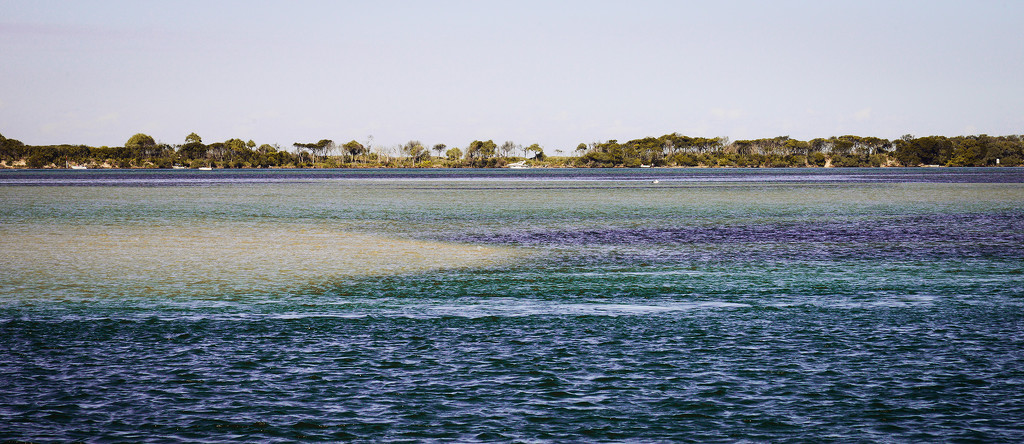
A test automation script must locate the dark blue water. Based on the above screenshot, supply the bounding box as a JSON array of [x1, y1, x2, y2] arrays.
[[2, 168, 1024, 442]]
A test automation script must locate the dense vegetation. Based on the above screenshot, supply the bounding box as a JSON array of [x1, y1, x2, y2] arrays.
[[2, 131, 1022, 169]]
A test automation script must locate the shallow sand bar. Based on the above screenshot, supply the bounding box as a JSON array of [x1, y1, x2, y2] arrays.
[[1, 223, 527, 300]]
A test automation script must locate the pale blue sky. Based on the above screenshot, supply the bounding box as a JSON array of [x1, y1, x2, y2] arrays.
[[2, 0, 1022, 152]]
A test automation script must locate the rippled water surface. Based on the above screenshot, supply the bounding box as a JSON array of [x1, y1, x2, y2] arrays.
[[2, 168, 1024, 442]]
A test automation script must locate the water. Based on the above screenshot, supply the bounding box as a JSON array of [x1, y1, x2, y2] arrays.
[[2, 168, 1023, 442]]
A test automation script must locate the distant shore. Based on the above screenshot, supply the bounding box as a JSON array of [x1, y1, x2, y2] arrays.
[[1, 161, 1020, 170], [3, 132, 1022, 169]]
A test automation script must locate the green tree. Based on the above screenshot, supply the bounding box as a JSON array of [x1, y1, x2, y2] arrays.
[[446, 147, 463, 160], [942, 135, 986, 166], [224, 138, 253, 166], [830, 137, 854, 157], [525, 143, 544, 159], [125, 133, 157, 159], [126, 133, 155, 148], [630, 137, 662, 165], [467, 140, 497, 161], [342, 140, 366, 162], [402, 140, 429, 163], [293, 139, 333, 162], [179, 140, 207, 161], [0, 133, 27, 162], [207, 142, 226, 162], [894, 135, 953, 166], [177, 132, 207, 162]]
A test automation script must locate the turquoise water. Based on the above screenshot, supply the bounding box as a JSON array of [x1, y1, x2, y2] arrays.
[[2, 168, 1024, 441]]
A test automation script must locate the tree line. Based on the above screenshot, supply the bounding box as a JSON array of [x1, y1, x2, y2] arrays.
[[574, 134, 1022, 167], [1, 131, 1022, 169]]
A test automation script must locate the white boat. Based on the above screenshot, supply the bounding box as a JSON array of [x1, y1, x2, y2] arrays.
[[507, 161, 530, 169], [197, 167, 213, 171], [70, 165, 88, 170], [172, 165, 187, 169]]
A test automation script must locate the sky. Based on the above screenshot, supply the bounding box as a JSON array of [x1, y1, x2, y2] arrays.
[[2, 0, 1023, 153]]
